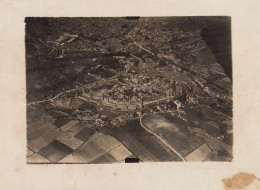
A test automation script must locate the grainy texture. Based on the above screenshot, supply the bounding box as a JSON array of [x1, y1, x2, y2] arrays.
[[25, 17, 232, 163], [1, 0, 260, 189]]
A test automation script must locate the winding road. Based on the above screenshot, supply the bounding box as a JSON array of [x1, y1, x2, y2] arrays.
[[139, 114, 186, 161]]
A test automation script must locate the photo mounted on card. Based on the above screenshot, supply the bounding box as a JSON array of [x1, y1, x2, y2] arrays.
[[25, 17, 232, 164]]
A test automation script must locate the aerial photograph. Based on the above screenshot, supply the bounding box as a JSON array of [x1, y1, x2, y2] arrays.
[[25, 17, 232, 163]]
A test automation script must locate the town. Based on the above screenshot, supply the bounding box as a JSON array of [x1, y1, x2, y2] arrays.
[[26, 17, 232, 163]]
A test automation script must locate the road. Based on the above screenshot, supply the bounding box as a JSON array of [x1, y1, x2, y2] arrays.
[[140, 115, 186, 161], [133, 42, 155, 56], [143, 96, 174, 106], [27, 73, 119, 107]]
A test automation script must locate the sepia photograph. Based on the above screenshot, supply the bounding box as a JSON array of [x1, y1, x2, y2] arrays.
[[25, 17, 232, 163]]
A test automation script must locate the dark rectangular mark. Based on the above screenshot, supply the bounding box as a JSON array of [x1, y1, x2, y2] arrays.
[[125, 158, 139, 163], [125, 16, 140, 20]]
